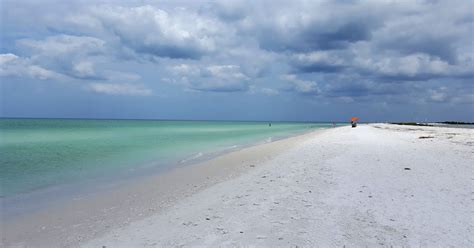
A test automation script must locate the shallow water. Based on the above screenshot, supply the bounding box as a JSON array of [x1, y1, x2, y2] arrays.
[[0, 118, 335, 198]]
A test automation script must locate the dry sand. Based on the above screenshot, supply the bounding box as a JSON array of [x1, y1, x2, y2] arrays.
[[82, 124, 473, 247]]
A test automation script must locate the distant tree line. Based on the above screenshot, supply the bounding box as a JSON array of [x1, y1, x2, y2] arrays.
[[390, 122, 432, 126], [437, 121, 474, 125]]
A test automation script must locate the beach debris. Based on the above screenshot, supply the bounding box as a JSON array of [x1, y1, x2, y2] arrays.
[[249, 164, 255, 167], [419, 136, 434, 139], [404, 167, 411, 170], [205, 217, 210, 220]]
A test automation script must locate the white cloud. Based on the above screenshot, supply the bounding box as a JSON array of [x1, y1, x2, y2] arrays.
[[72, 61, 96, 78], [168, 63, 250, 92], [204, 65, 249, 81], [358, 53, 473, 80], [260, 87, 279, 96], [17, 35, 107, 79], [0, 53, 60, 80], [105, 71, 141, 82], [18, 35, 105, 57], [85, 5, 223, 59], [293, 51, 346, 67], [1, 0, 473, 111], [428, 87, 448, 103], [282, 74, 319, 95], [88, 83, 152, 96], [0, 53, 18, 64]]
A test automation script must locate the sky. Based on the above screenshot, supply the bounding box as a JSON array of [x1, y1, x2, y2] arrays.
[[0, 0, 473, 122]]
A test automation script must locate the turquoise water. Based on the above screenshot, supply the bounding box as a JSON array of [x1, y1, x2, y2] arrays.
[[1, 119, 333, 198]]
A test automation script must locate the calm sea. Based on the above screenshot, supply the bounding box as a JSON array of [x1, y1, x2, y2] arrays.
[[1, 118, 334, 199]]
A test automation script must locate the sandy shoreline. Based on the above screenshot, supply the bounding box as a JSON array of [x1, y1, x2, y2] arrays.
[[3, 124, 473, 247], [2, 127, 328, 247], [84, 124, 472, 247]]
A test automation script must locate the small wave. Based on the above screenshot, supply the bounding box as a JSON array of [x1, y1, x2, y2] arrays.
[[180, 152, 204, 163], [226, 145, 238, 149], [265, 137, 273, 143]]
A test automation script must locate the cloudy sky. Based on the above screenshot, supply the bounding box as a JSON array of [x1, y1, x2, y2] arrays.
[[1, 0, 473, 122]]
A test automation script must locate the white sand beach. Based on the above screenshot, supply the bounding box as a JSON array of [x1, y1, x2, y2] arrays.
[[81, 124, 473, 247], [3, 124, 473, 247]]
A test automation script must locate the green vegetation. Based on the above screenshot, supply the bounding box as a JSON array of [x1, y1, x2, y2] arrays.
[[438, 121, 474, 125]]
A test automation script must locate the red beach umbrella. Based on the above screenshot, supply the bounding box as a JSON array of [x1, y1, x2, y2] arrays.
[[351, 117, 359, 122]]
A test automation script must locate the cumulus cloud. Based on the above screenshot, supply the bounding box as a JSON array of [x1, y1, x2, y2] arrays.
[[18, 35, 105, 56], [18, 35, 107, 80], [1, 0, 472, 110], [236, 1, 383, 52], [88, 83, 152, 96], [260, 88, 279, 96], [365, 53, 473, 80], [72, 60, 97, 79], [372, 1, 472, 64], [291, 51, 348, 73], [84, 5, 222, 60], [282, 74, 320, 95], [168, 64, 250, 92], [0, 53, 61, 80]]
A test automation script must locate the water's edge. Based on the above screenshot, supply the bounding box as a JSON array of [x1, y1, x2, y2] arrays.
[[2, 122, 338, 219]]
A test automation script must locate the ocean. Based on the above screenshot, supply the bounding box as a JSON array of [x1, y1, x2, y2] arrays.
[[1, 118, 334, 200]]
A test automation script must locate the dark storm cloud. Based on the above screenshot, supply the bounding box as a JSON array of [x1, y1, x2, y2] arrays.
[[258, 20, 375, 53], [379, 35, 457, 64], [323, 79, 410, 99], [201, 1, 248, 22]]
